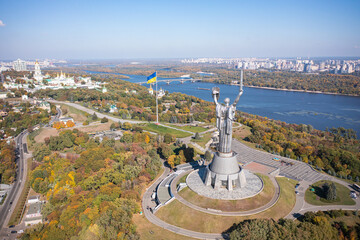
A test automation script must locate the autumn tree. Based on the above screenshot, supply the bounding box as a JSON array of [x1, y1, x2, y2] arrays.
[[167, 155, 176, 169], [33, 143, 51, 162], [205, 150, 212, 162], [66, 120, 75, 128]]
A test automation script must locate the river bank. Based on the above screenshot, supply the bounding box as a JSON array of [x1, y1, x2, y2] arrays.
[[244, 85, 360, 97], [206, 80, 360, 97], [84, 70, 360, 136]]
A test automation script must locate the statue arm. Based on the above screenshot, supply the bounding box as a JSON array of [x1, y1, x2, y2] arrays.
[[233, 70, 244, 106], [212, 87, 220, 105], [232, 88, 243, 106], [213, 93, 219, 105]]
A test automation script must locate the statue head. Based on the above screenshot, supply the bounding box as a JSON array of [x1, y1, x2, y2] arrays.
[[224, 98, 230, 106]]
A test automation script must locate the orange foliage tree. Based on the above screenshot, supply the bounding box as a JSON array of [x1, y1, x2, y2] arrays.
[[66, 120, 75, 128]]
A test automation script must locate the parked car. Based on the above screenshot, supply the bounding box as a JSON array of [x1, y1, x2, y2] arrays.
[[295, 184, 300, 189], [350, 191, 357, 199], [10, 230, 17, 234]]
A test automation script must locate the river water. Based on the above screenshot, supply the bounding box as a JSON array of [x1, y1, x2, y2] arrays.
[[88, 71, 360, 135]]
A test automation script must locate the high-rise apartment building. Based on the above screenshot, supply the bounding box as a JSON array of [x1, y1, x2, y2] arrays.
[[13, 59, 27, 71]]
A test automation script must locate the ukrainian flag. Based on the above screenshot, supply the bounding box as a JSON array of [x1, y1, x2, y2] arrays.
[[147, 72, 157, 84]]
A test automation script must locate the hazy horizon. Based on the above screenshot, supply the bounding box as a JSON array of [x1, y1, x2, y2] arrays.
[[1, 0, 359, 59]]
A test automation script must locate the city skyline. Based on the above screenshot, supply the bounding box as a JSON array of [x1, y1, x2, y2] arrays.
[[0, 0, 359, 59]]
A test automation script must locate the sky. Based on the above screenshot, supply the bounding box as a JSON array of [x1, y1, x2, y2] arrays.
[[0, 0, 359, 59]]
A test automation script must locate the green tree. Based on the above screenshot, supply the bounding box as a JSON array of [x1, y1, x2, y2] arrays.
[[33, 144, 51, 162], [101, 117, 108, 123], [164, 133, 174, 143], [194, 132, 201, 140], [123, 122, 132, 130], [326, 183, 337, 201], [120, 132, 133, 143], [160, 144, 174, 159], [204, 150, 212, 162]]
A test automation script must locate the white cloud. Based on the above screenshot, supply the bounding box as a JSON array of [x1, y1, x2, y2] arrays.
[[0, 20, 5, 27]]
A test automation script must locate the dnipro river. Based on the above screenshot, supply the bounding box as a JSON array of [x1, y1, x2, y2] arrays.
[[88, 71, 360, 136]]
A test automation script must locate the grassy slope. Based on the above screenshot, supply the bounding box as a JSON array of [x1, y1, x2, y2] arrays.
[[156, 177, 297, 233], [191, 132, 212, 148], [133, 214, 197, 240], [165, 124, 208, 133], [178, 174, 274, 212], [305, 180, 356, 206], [141, 123, 192, 138]]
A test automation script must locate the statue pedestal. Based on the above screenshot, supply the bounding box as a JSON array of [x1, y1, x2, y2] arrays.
[[204, 152, 246, 191]]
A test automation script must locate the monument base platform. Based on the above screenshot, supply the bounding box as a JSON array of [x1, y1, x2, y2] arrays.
[[186, 168, 263, 200], [203, 151, 246, 191]]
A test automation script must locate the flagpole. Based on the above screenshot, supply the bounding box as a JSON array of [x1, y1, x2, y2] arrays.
[[156, 71, 158, 124]]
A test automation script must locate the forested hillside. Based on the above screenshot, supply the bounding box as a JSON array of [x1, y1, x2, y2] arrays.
[[35, 72, 360, 182], [21, 129, 162, 239], [228, 210, 360, 240], [240, 112, 360, 180]]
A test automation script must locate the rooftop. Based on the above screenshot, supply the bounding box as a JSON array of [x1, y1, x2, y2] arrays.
[[27, 202, 42, 215], [59, 117, 74, 121], [28, 195, 40, 200]]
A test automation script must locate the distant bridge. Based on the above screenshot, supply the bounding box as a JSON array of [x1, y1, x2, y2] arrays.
[[137, 78, 203, 85]]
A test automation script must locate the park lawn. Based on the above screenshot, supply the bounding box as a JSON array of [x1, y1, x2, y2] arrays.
[[233, 125, 252, 141], [259, 177, 297, 219], [166, 124, 208, 133], [305, 180, 356, 206], [77, 121, 113, 133], [177, 173, 189, 188], [33, 127, 59, 144], [155, 177, 297, 233], [191, 132, 213, 148], [27, 127, 45, 150], [133, 214, 196, 240], [59, 103, 89, 122], [141, 123, 192, 138], [233, 126, 268, 153], [178, 174, 274, 212]]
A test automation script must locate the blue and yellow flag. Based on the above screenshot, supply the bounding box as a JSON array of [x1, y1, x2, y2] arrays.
[[147, 72, 157, 84]]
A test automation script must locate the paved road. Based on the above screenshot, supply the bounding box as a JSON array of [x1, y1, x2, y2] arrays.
[[143, 139, 360, 239], [0, 108, 61, 239], [231, 140, 360, 219], [0, 131, 30, 239], [286, 178, 360, 219], [49, 100, 149, 125], [142, 166, 226, 240]]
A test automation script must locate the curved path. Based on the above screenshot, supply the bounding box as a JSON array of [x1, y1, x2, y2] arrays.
[[286, 178, 360, 219], [169, 170, 281, 216], [0, 108, 61, 239], [46, 101, 359, 238], [142, 140, 360, 239], [232, 140, 360, 218], [141, 167, 225, 240]]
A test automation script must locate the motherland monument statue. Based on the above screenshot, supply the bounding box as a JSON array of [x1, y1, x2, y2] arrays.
[[203, 70, 247, 191]]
